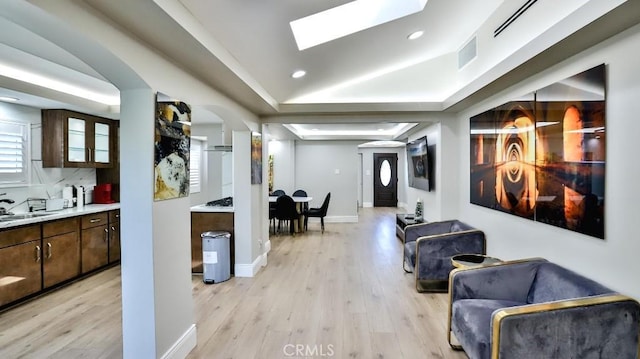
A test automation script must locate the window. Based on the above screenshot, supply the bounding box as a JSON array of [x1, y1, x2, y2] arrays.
[[190, 138, 202, 193], [0, 120, 29, 186]]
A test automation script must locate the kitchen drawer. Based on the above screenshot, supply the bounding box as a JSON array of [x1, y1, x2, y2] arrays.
[[109, 210, 120, 223], [43, 217, 79, 238], [81, 212, 108, 229], [0, 225, 41, 249]]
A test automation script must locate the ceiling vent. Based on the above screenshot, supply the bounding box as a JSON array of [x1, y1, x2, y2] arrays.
[[494, 0, 538, 37], [458, 36, 477, 70]]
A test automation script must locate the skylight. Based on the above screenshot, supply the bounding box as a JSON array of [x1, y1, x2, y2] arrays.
[[290, 0, 428, 51]]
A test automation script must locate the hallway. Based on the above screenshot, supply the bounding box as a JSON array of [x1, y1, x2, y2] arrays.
[[0, 208, 465, 358]]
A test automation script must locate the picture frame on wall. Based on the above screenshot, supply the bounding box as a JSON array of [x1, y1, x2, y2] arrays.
[[251, 132, 262, 184], [154, 101, 191, 201], [469, 64, 606, 238]]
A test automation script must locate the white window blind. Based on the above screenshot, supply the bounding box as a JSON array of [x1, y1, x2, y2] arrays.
[[0, 120, 29, 186], [190, 139, 202, 193]]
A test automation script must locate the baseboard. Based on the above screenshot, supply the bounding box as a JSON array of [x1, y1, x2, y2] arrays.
[[363, 202, 373, 208], [265, 239, 271, 254], [305, 215, 359, 223], [234, 254, 263, 277], [160, 324, 197, 359]]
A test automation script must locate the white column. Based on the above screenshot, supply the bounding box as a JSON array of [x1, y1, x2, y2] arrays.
[[120, 89, 158, 358], [119, 89, 196, 358]]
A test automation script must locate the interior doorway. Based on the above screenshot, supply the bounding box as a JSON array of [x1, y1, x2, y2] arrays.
[[373, 153, 398, 207]]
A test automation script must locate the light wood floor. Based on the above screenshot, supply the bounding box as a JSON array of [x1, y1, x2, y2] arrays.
[[0, 208, 467, 359]]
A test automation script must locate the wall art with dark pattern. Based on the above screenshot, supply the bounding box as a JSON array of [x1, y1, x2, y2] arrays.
[[470, 64, 605, 238]]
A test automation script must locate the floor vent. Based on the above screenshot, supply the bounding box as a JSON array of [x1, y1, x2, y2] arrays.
[[458, 36, 477, 70], [494, 0, 538, 37]]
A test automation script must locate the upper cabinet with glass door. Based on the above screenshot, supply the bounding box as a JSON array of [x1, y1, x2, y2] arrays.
[[42, 110, 117, 168]]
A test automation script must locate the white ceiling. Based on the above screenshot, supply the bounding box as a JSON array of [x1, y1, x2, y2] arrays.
[[179, 0, 502, 104], [0, 0, 639, 141]]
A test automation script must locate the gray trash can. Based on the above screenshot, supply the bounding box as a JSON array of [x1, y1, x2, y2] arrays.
[[201, 231, 231, 284]]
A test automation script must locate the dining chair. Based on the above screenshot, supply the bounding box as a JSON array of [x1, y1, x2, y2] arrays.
[[269, 189, 286, 233], [292, 189, 309, 213], [275, 195, 300, 235], [304, 192, 331, 233]]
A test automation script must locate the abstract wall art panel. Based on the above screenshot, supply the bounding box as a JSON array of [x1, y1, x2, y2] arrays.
[[154, 101, 191, 201], [469, 64, 605, 238], [251, 132, 262, 184]]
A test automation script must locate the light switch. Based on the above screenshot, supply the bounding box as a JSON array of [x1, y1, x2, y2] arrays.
[[365, 170, 371, 176], [334, 169, 340, 174]]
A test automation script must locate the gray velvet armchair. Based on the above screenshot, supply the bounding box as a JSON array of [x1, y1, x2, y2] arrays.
[[403, 220, 486, 292], [448, 258, 640, 359]]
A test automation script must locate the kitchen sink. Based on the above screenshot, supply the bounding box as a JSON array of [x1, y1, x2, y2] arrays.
[[0, 213, 53, 222]]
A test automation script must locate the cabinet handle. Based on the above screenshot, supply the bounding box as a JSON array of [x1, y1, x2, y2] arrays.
[[104, 227, 109, 242], [47, 242, 52, 259], [35, 245, 41, 262], [90, 218, 101, 223], [89, 148, 92, 162], [115, 214, 119, 218]]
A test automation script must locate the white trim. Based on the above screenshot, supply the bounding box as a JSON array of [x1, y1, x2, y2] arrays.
[[259, 239, 271, 268], [234, 254, 263, 277], [362, 202, 373, 208], [264, 239, 271, 254], [260, 251, 268, 267], [160, 324, 197, 359]]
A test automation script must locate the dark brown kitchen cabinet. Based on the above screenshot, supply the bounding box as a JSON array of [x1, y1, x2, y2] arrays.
[[42, 218, 80, 288], [108, 210, 120, 263], [80, 212, 109, 273], [0, 225, 42, 307], [41, 109, 117, 168]]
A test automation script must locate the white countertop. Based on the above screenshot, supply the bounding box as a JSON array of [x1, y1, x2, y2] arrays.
[[0, 203, 121, 229], [190, 204, 234, 213]]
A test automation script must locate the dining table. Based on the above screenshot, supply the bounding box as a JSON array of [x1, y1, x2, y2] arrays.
[[269, 196, 313, 232]]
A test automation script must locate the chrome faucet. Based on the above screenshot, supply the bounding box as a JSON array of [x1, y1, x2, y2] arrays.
[[0, 194, 15, 215]]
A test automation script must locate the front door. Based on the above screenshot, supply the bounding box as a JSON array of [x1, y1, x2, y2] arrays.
[[373, 153, 398, 207]]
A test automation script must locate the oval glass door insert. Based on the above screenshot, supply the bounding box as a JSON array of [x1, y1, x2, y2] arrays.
[[380, 160, 391, 186]]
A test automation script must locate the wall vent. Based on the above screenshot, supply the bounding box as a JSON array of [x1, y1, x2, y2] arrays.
[[494, 0, 538, 37], [458, 36, 477, 70]]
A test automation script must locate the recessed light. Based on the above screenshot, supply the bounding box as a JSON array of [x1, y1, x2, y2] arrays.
[[312, 128, 319, 131], [291, 70, 306, 79], [407, 30, 424, 40], [0, 96, 19, 102]]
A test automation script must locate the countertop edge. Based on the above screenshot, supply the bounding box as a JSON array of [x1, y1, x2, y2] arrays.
[[190, 204, 234, 213], [0, 203, 121, 229]]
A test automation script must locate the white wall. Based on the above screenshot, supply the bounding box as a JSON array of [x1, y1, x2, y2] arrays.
[[268, 139, 295, 194], [455, 23, 640, 300], [400, 116, 457, 222], [295, 140, 359, 222], [232, 130, 266, 276]]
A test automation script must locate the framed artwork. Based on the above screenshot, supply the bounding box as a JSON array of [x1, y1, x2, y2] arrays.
[[268, 154, 274, 193], [154, 101, 191, 201], [470, 64, 605, 238], [251, 132, 262, 184]]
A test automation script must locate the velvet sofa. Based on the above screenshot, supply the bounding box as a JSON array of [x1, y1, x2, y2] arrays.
[[448, 258, 640, 359], [403, 220, 485, 292]]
